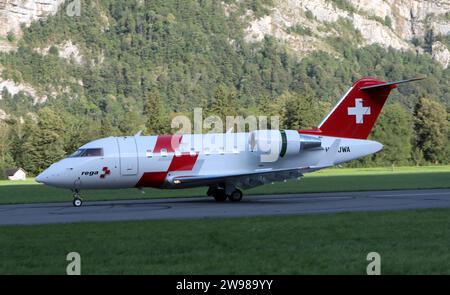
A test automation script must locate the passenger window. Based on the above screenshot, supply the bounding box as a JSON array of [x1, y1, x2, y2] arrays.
[[146, 150, 153, 158], [160, 148, 168, 157]]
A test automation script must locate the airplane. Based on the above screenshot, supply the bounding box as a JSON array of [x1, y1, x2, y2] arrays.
[[35, 77, 424, 207]]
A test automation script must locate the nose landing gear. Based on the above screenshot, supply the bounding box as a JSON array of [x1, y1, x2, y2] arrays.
[[72, 189, 83, 207]]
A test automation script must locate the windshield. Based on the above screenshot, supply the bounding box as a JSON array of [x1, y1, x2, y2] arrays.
[[69, 148, 103, 157]]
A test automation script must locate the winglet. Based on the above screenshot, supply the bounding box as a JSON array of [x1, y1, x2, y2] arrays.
[[360, 77, 425, 91]]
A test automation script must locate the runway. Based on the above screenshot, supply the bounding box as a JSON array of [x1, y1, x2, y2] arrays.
[[1, 188, 450, 225]]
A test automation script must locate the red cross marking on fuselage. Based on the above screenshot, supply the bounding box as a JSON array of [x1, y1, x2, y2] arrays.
[[100, 167, 110, 179]]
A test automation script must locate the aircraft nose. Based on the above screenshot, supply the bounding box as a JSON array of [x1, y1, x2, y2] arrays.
[[35, 170, 49, 184], [35, 165, 60, 185], [35, 163, 75, 188]]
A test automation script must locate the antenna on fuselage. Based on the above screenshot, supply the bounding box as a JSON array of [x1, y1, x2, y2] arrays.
[[134, 130, 143, 137]]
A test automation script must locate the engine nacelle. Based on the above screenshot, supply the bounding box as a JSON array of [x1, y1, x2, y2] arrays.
[[249, 130, 322, 157]]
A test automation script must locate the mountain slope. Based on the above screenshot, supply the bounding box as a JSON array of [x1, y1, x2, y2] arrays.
[[0, 0, 448, 176], [0, 0, 448, 113]]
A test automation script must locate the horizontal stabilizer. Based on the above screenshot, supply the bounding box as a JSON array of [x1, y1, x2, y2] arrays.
[[360, 77, 425, 91], [316, 139, 340, 167]]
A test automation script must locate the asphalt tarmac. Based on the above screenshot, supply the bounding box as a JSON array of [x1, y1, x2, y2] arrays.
[[0, 188, 449, 225]]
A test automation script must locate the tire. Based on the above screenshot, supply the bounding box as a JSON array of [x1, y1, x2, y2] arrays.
[[73, 198, 83, 207], [228, 189, 243, 202], [213, 189, 227, 202]]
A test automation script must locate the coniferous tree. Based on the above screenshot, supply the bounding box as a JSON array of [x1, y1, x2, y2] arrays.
[[370, 103, 413, 166], [208, 85, 239, 121], [22, 108, 66, 175], [0, 121, 14, 179], [144, 89, 170, 135], [279, 90, 322, 130], [413, 97, 449, 164], [9, 117, 33, 170]]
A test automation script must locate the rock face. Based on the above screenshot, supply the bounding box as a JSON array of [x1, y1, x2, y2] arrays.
[[0, 78, 47, 103], [432, 41, 450, 68], [0, 0, 65, 36], [350, 0, 450, 40], [0, 0, 65, 51], [0, 108, 9, 120], [0, 63, 47, 104], [242, 0, 450, 67], [36, 40, 83, 64]]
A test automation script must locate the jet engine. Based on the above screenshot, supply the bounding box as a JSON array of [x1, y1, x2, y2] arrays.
[[249, 130, 322, 157]]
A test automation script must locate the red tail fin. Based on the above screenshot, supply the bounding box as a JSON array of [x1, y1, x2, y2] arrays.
[[300, 77, 424, 139]]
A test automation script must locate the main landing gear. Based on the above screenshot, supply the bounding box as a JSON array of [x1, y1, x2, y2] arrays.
[[72, 189, 83, 207], [207, 186, 243, 202]]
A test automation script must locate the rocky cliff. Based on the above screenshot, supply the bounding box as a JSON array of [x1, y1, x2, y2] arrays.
[[242, 0, 450, 67], [1, 0, 449, 63], [0, 0, 72, 106], [0, 0, 64, 36], [0, 0, 64, 51]]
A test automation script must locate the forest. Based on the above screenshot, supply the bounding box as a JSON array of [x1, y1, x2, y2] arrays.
[[0, 0, 449, 177]]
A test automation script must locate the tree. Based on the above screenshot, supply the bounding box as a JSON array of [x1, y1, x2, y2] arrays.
[[413, 97, 449, 164], [48, 45, 59, 55], [370, 103, 413, 165], [0, 121, 15, 179], [118, 110, 144, 135], [62, 113, 101, 154], [205, 85, 241, 132], [277, 89, 324, 130], [384, 16, 392, 28], [257, 95, 284, 129], [0, 121, 10, 163], [22, 108, 66, 175], [207, 85, 237, 120], [144, 89, 170, 135], [424, 29, 435, 54], [7, 31, 16, 42], [8, 117, 33, 170]]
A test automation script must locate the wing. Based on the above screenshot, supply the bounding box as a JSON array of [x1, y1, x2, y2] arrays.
[[168, 167, 308, 189], [167, 138, 341, 189]]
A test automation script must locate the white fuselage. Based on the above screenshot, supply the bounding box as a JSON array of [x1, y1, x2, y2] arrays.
[[35, 132, 382, 190]]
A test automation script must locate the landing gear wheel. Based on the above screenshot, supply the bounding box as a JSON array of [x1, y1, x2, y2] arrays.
[[228, 189, 243, 202], [73, 197, 83, 207], [212, 189, 227, 202]]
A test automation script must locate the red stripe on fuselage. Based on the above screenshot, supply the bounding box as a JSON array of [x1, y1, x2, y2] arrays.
[[136, 135, 199, 188], [168, 153, 199, 171], [135, 172, 167, 188], [153, 134, 182, 152]]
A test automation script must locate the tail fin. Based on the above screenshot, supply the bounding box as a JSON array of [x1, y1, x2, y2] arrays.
[[300, 77, 424, 139]]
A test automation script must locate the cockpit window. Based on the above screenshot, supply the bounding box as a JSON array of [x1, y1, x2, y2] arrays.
[[69, 149, 85, 157], [69, 148, 103, 157]]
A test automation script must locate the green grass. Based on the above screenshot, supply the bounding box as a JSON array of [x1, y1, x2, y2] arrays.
[[0, 166, 449, 205], [1, 208, 450, 274]]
